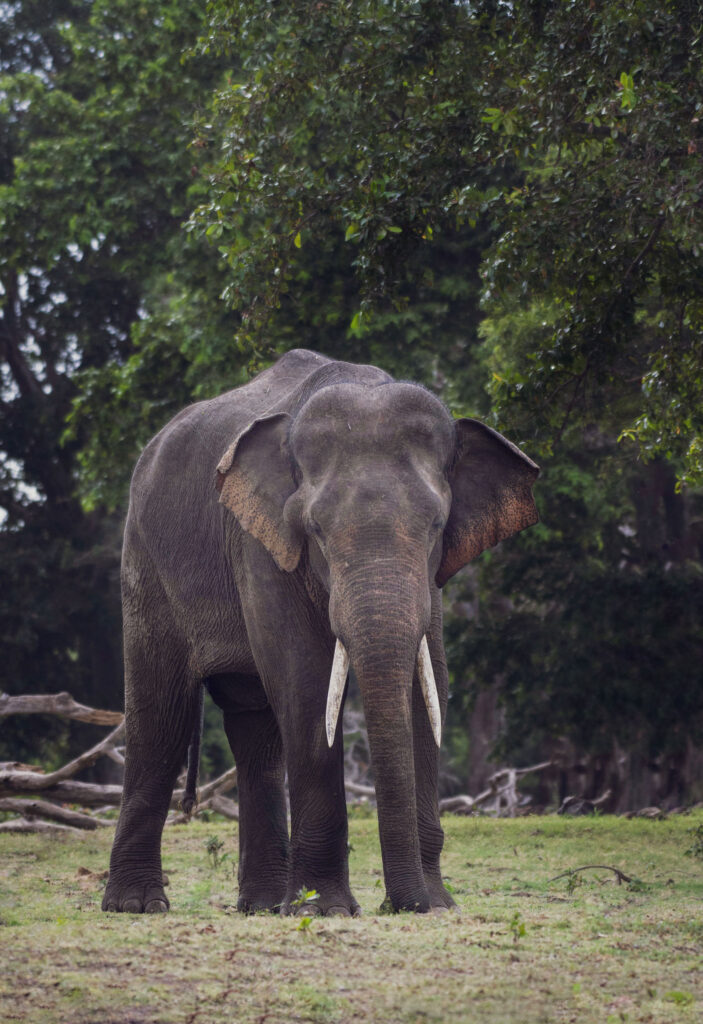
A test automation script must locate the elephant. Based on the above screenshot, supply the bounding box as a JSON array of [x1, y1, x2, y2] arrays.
[[102, 349, 539, 916]]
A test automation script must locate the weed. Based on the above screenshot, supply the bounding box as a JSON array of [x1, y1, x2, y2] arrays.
[[509, 910, 526, 944], [204, 834, 228, 870], [291, 887, 319, 932], [565, 871, 583, 896], [684, 823, 703, 861], [664, 990, 694, 1006], [626, 876, 648, 893], [291, 887, 319, 910]]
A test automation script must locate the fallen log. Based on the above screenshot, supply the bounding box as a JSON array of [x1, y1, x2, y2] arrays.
[[0, 767, 239, 810], [1, 780, 124, 806], [344, 780, 375, 798], [0, 721, 125, 795], [0, 691, 123, 726], [0, 797, 110, 829], [0, 817, 83, 834]]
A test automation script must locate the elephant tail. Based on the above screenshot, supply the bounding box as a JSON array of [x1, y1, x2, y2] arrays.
[[180, 685, 204, 818]]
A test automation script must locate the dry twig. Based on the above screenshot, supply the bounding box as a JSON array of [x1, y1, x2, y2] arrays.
[[548, 865, 634, 885]]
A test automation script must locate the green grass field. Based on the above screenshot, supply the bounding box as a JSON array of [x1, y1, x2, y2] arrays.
[[1, 811, 702, 1023]]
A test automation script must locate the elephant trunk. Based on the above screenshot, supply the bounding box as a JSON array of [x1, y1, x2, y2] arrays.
[[329, 567, 433, 912], [353, 631, 429, 911]]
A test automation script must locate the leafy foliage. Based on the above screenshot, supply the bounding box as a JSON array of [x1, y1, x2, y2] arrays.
[[2, 0, 702, 782], [476, 0, 703, 484], [0, 0, 224, 758]]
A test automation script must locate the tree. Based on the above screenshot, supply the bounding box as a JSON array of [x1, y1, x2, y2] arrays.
[[476, 0, 703, 487], [189, 0, 703, 782], [7, 0, 701, 793], [0, 0, 225, 761]]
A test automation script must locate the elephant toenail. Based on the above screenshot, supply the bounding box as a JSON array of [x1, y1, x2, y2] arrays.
[[106, 903, 118, 912], [123, 898, 142, 913], [145, 899, 168, 913], [296, 904, 322, 917], [325, 905, 351, 917]]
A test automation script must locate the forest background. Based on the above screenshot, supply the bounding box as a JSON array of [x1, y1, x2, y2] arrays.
[[1, 0, 701, 810]]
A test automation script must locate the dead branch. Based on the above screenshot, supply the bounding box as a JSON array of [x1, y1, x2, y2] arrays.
[[0, 817, 83, 834], [193, 765, 238, 802], [439, 795, 475, 814], [0, 691, 123, 726], [0, 691, 242, 832], [0, 797, 111, 829], [548, 865, 634, 885], [345, 780, 375, 797], [440, 761, 554, 817], [0, 765, 239, 810], [104, 746, 125, 766], [0, 721, 125, 794], [16, 781, 124, 806], [209, 793, 239, 818], [167, 790, 240, 825]]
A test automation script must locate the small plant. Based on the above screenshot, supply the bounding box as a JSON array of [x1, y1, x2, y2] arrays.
[[664, 990, 694, 1006], [292, 886, 319, 909], [565, 871, 584, 896], [684, 823, 703, 861], [204, 834, 228, 870], [291, 887, 319, 932], [626, 876, 648, 893], [509, 911, 526, 945]]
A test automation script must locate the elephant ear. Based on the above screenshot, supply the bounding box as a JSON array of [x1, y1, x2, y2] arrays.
[[436, 418, 539, 587], [216, 413, 302, 572]]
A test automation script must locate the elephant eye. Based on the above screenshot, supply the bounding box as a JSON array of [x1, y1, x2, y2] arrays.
[[309, 519, 324, 539], [431, 515, 446, 534]]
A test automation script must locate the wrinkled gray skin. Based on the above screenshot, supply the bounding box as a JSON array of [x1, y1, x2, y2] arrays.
[[103, 350, 539, 916]]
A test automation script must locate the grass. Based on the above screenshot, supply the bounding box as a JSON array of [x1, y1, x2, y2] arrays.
[[1, 810, 702, 1023]]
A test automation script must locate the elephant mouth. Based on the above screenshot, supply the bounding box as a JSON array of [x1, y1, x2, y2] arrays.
[[325, 636, 441, 748]]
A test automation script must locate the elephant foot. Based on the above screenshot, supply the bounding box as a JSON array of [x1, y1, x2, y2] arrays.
[[102, 876, 169, 914], [423, 870, 458, 912], [280, 887, 361, 918], [237, 893, 285, 915]]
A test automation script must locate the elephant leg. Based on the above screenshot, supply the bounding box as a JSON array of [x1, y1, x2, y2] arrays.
[[239, 541, 359, 917], [103, 556, 197, 914], [413, 599, 457, 911], [280, 711, 360, 917], [103, 672, 198, 913], [221, 702, 290, 913]]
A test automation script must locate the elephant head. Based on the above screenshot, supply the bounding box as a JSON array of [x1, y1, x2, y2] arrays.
[[216, 381, 538, 910]]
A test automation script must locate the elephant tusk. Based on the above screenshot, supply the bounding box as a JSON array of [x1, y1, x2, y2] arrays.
[[326, 639, 350, 747], [417, 635, 442, 748]]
